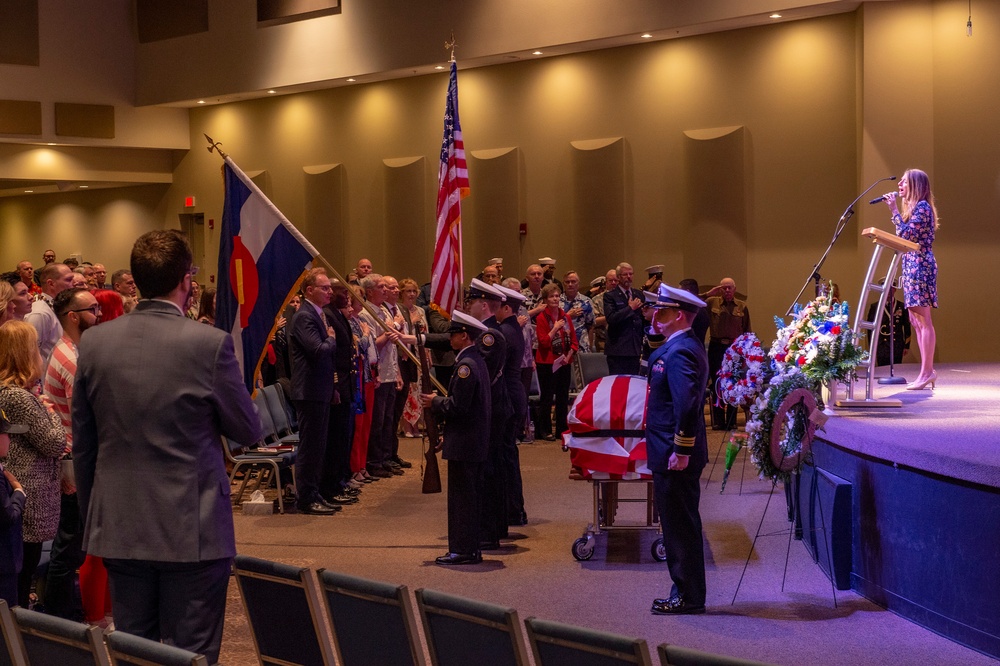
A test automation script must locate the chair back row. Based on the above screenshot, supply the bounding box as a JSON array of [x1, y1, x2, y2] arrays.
[[0, 599, 206, 666], [231, 554, 774, 666]]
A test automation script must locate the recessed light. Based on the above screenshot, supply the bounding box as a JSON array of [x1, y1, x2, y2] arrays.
[[435, 65, 445, 70], [770, 13, 782, 19], [79, 185, 89, 189], [267, 90, 276, 94], [24, 190, 33, 193], [346, 78, 356, 82], [46, 143, 57, 146], [197, 100, 206, 104], [641, 33, 652, 39], [532, 51, 543, 55]]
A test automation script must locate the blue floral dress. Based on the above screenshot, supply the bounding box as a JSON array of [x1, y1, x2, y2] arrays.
[[894, 200, 938, 308]]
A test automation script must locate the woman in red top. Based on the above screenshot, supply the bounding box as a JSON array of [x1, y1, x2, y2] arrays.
[[534, 283, 578, 441]]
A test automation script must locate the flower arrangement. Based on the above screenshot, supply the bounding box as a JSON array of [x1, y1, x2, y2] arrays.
[[769, 291, 867, 386], [743, 289, 867, 482], [717, 333, 772, 408]]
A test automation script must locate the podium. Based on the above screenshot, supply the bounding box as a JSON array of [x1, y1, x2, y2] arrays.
[[837, 227, 919, 408]]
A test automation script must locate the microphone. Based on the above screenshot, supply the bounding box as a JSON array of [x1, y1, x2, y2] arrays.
[[868, 177, 898, 204]]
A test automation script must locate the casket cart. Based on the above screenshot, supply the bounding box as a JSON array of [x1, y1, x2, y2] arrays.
[[563, 375, 666, 562]]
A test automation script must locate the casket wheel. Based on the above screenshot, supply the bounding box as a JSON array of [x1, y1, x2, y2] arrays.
[[651, 538, 667, 562], [572, 537, 594, 561]]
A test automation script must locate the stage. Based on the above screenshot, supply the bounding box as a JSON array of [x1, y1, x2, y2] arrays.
[[805, 362, 1000, 659]]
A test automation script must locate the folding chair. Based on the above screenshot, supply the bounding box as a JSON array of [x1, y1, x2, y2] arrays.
[[525, 616, 652, 666], [317, 569, 426, 666], [221, 435, 296, 513], [657, 643, 774, 666], [0, 599, 27, 666], [253, 391, 298, 446], [233, 555, 335, 666], [11, 606, 110, 666], [105, 630, 208, 666], [577, 352, 610, 386], [415, 588, 529, 666], [261, 384, 299, 443]]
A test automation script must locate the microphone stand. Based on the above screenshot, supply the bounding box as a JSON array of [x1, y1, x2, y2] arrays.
[[877, 287, 906, 385], [786, 176, 897, 317]]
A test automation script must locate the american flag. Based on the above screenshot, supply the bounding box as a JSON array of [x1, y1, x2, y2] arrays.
[[430, 60, 470, 317]]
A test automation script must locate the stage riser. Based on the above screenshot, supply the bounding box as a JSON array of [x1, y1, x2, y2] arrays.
[[813, 438, 1000, 660]]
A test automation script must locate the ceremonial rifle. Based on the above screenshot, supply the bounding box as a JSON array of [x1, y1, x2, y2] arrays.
[[415, 322, 442, 494]]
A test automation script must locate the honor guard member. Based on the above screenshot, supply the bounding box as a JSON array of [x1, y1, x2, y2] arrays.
[[641, 264, 665, 293], [638, 290, 664, 377], [463, 279, 511, 549], [494, 283, 529, 527], [645, 283, 710, 615], [421, 311, 491, 565]]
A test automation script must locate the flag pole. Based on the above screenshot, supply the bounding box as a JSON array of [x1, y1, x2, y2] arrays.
[[205, 135, 448, 396]]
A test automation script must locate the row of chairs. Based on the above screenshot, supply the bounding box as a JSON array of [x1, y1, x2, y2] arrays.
[[221, 384, 300, 513], [233, 554, 773, 666], [0, 599, 206, 666]]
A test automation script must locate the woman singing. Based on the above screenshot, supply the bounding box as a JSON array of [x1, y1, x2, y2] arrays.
[[881, 168, 938, 390]]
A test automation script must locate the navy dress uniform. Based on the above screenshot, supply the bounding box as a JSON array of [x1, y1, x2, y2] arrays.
[[645, 284, 710, 615], [428, 311, 492, 565], [494, 283, 529, 527]]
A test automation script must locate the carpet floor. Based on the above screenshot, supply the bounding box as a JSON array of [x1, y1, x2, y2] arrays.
[[220, 425, 996, 665]]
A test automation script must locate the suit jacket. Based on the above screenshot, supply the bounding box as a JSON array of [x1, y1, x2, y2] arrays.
[[323, 305, 356, 402], [431, 345, 490, 463], [0, 470, 25, 574], [289, 302, 337, 404], [645, 329, 709, 473], [72, 299, 261, 562], [603, 286, 646, 357]]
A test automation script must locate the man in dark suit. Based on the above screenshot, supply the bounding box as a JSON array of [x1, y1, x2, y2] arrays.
[[603, 262, 648, 375], [321, 279, 360, 502], [421, 311, 491, 565], [72, 230, 261, 663], [289, 268, 342, 516], [644, 284, 710, 616]]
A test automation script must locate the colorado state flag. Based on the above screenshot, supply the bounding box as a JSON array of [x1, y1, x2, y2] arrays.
[[216, 159, 317, 391]]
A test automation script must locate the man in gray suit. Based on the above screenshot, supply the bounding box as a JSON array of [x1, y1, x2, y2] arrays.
[[73, 230, 260, 663]]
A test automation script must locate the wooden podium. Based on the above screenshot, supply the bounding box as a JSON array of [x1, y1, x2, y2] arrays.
[[837, 227, 919, 408]]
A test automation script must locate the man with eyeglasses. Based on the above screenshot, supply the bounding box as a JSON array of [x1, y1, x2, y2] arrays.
[[41, 287, 100, 619]]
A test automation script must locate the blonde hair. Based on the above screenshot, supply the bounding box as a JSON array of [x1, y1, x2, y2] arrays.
[[0, 282, 14, 324], [901, 168, 940, 230], [0, 320, 42, 388]]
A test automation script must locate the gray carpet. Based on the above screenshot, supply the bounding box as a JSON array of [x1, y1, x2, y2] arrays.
[[220, 419, 997, 665]]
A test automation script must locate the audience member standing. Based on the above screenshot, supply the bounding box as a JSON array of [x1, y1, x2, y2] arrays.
[[356, 258, 373, 279], [112, 269, 138, 313], [0, 321, 67, 609], [72, 230, 260, 663], [383, 276, 415, 470], [592, 269, 618, 353], [359, 275, 402, 478], [679, 279, 710, 344], [1, 273, 33, 322], [16, 261, 42, 299], [560, 271, 596, 353], [703, 277, 751, 430], [288, 268, 341, 516], [0, 410, 28, 608], [347, 293, 379, 484], [25, 262, 75, 360], [603, 262, 646, 375], [535, 284, 578, 441], [42, 288, 100, 619], [321, 280, 361, 504]]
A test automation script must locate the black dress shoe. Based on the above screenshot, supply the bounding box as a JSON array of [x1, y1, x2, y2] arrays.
[[385, 464, 404, 476], [435, 552, 483, 565], [651, 595, 706, 615], [369, 466, 393, 478], [392, 455, 413, 469], [324, 494, 359, 505], [299, 501, 338, 515]]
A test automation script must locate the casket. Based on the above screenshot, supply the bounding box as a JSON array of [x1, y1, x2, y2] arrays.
[[564, 374, 651, 479]]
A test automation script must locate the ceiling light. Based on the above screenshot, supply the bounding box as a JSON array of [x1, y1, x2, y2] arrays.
[[770, 13, 782, 19], [346, 78, 355, 82], [641, 33, 652, 39], [79, 185, 89, 189], [24, 190, 33, 193], [267, 90, 276, 94], [435, 65, 445, 70], [532, 51, 543, 55], [197, 100, 206, 104]]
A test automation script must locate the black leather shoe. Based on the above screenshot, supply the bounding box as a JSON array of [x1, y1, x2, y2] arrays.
[[392, 455, 413, 469], [340, 487, 361, 496], [369, 466, 393, 478], [299, 501, 338, 515], [479, 541, 501, 551], [385, 464, 404, 476], [324, 494, 359, 505], [435, 552, 483, 565], [651, 595, 705, 615]]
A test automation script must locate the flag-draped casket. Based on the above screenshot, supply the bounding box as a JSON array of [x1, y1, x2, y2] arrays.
[[565, 375, 651, 480]]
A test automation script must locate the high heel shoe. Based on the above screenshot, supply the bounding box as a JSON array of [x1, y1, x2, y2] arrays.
[[906, 371, 937, 391]]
